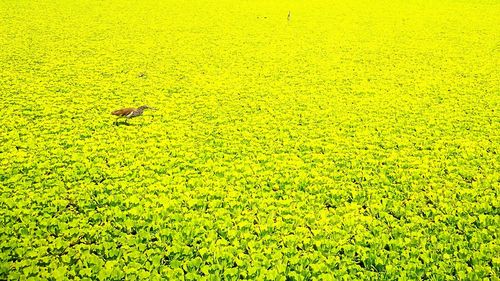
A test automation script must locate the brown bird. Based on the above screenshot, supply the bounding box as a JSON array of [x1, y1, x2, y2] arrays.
[[111, 105, 155, 124]]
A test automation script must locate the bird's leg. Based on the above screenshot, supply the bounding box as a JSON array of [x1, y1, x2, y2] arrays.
[[115, 116, 126, 125]]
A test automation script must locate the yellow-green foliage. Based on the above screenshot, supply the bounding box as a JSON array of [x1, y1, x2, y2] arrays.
[[1, 0, 499, 279]]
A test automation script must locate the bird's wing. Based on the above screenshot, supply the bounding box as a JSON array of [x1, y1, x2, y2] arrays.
[[112, 108, 134, 116]]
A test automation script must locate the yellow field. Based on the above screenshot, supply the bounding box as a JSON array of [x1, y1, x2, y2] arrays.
[[1, 0, 499, 279]]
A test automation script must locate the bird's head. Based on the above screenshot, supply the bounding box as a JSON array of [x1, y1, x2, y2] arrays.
[[139, 105, 156, 110]]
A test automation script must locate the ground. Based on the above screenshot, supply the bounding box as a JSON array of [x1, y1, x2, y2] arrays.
[[0, 0, 499, 279]]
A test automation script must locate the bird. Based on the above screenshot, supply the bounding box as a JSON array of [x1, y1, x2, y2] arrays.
[[111, 105, 155, 124]]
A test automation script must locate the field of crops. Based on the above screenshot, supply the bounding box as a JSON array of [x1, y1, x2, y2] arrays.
[[1, 0, 499, 279]]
